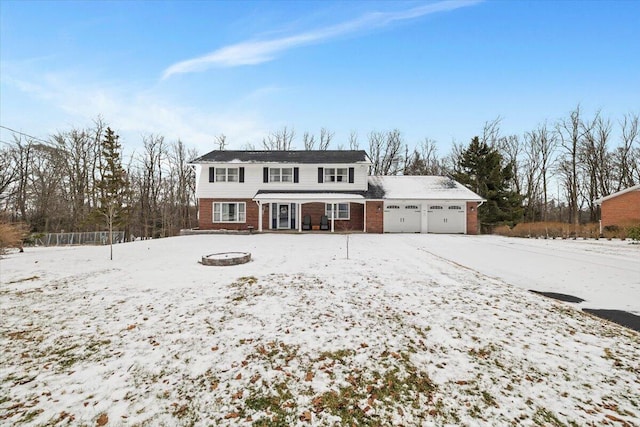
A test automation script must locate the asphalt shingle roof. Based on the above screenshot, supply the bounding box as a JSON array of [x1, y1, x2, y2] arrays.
[[192, 150, 370, 164]]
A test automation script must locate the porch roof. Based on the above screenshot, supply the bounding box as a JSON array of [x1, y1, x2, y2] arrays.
[[253, 190, 365, 202]]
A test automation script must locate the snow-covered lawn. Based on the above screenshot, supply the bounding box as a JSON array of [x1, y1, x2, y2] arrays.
[[1, 234, 638, 426]]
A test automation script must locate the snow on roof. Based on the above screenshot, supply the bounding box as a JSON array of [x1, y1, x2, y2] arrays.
[[594, 184, 640, 204], [191, 150, 370, 164], [254, 192, 365, 201], [369, 175, 485, 201]]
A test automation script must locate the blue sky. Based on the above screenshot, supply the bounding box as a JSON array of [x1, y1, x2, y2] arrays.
[[1, 0, 639, 155]]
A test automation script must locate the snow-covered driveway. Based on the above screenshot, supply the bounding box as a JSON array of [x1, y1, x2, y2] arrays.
[[404, 234, 640, 315]]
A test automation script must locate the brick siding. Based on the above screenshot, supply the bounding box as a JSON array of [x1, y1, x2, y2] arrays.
[[198, 198, 258, 231], [299, 202, 364, 231], [466, 201, 480, 235], [365, 201, 384, 233], [601, 190, 640, 228]]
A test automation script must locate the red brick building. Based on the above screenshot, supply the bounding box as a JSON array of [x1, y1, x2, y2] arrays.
[[595, 184, 640, 229]]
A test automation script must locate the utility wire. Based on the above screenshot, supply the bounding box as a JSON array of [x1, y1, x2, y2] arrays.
[[0, 125, 50, 145]]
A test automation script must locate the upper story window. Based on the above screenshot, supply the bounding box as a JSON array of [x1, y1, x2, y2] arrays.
[[208, 167, 244, 183], [270, 168, 293, 183], [318, 167, 354, 184], [264, 167, 299, 183], [325, 168, 348, 183]]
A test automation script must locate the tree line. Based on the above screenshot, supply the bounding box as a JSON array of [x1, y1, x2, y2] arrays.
[[1, 118, 198, 239], [1, 106, 638, 238]]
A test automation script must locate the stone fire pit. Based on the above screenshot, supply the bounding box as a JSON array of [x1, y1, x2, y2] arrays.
[[201, 252, 251, 266]]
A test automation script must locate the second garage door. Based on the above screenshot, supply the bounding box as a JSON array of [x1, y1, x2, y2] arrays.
[[427, 204, 465, 233], [384, 203, 421, 233]]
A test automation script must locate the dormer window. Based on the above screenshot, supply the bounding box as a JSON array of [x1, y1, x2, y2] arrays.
[[325, 168, 348, 183]]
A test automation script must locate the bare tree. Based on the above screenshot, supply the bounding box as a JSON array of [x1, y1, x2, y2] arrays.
[[522, 123, 557, 222], [136, 134, 166, 238], [580, 113, 612, 221], [263, 126, 295, 150], [214, 134, 227, 151], [348, 131, 359, 150], [404, 138, 444, 175], [319, 128, 334, 150], [614, 113, 639, 189], [368, 129, 404, 175], [556, 105, 593, 225], [167, 140, 197, 232], [303, 131, 316, 150], [497, 134, 523, 196], [481, 117, 503, 147], [0, 142, 19, 206], [51, 127, 101, 230]]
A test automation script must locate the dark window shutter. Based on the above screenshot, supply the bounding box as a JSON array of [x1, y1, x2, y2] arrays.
[[294, 167, 299, 183], [239, 167, 245, 183], [263, 167, 269, 183], [209, 167, 215, 182], [318, 167, 324, 183], [348, 167, 354, 184]]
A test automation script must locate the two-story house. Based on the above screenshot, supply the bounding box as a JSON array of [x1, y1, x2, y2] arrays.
[[190, 150, 485, 234]]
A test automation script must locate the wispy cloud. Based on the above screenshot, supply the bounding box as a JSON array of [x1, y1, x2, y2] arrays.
[[162, 0, 482, 79], [1, 64, 271, 153]]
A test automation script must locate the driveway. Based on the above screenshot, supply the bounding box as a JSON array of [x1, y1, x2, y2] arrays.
[[404, 234, 640, 317]]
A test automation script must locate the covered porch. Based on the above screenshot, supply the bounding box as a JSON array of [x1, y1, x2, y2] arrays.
[[253, 192, 368, 233]]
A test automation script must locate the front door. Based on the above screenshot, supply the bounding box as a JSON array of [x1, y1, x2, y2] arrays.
[[278, 204, 289, 229]]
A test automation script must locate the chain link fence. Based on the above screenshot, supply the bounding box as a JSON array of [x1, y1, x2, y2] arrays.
[[32, 231, 125, 246]]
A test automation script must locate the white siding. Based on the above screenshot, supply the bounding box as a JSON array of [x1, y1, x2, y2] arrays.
[[195, 163, 369, 199]]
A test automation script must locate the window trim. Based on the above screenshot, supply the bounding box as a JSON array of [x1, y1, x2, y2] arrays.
[[215, 167, 240, 183], [213, 202, 246, 223], [269, 167, 294, 183], [324, 167, 348, 183], [325, 203, 350, 220]]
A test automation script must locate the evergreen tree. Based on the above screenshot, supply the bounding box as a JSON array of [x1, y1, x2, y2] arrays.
[[95, 127, 129, 259], [453, 137, 522, 229]]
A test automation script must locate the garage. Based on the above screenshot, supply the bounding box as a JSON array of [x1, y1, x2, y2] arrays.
[[368, 176, 484, 235], [384, 203, 421, 233], [427, 203, 466, 234]]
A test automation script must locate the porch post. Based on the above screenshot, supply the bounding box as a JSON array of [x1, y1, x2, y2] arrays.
[[257, 201, 263, 232], [331, 203, 335, 232], [298, 202, 302, 232], [363, 201, 367, 233]]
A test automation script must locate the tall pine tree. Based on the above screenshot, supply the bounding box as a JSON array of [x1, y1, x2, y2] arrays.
[[95, 127, 129, 259], [453, 137, 522, 230]]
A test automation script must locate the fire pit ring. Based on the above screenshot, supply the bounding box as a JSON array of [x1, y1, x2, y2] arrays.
[[201, 252, 251, 266]]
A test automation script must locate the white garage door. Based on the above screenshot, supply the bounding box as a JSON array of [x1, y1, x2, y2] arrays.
[[427, 204, 465, 234], [384, 203, 421, 233]]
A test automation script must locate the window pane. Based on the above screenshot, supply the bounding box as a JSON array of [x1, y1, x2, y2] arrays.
[[270, 168, 280, 182], [282, 168, 293, 182], [213, 203, 221, 222], [338, 203, 349, 219], [337, 168, 347, 182], [227, 168, 238, 182], [239, 203, 246, 222], [216, 169, 226, 182], [325, 168, 335, 182]]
